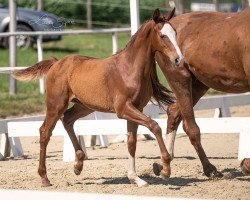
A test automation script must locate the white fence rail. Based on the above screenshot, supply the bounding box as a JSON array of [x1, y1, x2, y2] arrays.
[[1, 92, 250, 161]]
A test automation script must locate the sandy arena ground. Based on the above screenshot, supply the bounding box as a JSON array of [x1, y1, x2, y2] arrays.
[[0, 106, 250, 199]]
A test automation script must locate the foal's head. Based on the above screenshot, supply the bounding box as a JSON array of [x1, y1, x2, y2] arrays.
[[151, 8, 183, 66]]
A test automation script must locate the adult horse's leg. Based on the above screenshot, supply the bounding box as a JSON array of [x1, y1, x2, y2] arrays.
[[38, 100, 68, 186], [62, 102, 93, 175], [165, 62, 223, 178], [115, 101, 171, 179], [127, 120, 148, 187], [166, 80, 209, 160]]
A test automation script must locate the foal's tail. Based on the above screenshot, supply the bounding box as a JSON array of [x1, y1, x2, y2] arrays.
[[151, 62, 175, 108], [11, 57, 58, 81]]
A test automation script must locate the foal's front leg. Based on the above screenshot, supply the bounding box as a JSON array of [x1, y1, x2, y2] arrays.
[[115, 101, 171, 181], [127, 120, 148, 187]]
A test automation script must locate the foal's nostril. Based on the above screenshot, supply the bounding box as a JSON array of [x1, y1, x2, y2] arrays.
[[175, 58, 180, 66]]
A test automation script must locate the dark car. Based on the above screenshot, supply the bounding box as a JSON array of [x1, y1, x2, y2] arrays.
[[0, 4, 63, 48]]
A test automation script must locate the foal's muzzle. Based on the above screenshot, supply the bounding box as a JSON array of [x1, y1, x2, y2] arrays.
[[175, 58, 181, 66]]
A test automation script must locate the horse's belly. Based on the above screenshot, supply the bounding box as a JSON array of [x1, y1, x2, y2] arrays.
[[69, 74, 114, 112], [73, 87, 114, 112], [192, 71, 250, 93]]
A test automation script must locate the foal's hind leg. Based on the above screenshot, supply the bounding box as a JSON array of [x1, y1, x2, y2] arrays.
[[62, 102, 93, 175], [38, 103, 68, 186], [166, 80, 209, 160], [127, 120, 148, 187]]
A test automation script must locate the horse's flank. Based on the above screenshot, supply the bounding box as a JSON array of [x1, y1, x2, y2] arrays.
[[170, 7, 250, 93]]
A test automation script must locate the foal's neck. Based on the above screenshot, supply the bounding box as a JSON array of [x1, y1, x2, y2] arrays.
[[124, 21, 155, 76]]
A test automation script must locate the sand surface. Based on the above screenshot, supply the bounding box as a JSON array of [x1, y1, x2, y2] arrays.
[[0, 106, 250, 199]]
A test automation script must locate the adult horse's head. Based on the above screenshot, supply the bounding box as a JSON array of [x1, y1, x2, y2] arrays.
[[151, 8, 183, 66]]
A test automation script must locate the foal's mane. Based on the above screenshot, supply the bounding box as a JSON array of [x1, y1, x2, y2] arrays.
[[124, 19, 152, 49], [117, 15, 167, 54], [113, 19, 153, 56]]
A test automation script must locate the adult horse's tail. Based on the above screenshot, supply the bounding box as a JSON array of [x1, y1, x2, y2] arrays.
[[151, 62, 175, 108], [12, 57, 58, 81]]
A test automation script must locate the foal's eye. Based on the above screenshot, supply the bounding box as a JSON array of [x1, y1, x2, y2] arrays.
[[160, 34, 166, 38]]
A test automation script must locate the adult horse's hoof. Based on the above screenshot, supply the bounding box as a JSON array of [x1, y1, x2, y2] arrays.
[[208, 170, 223, 179], [241, 158, 250, 176], [204, 164, 223, 179]]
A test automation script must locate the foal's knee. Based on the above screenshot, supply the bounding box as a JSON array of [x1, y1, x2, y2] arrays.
[[148, 119, 162, 136]]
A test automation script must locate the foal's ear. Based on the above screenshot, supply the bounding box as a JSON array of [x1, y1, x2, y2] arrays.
[[166, 7, 175, 21], [152, 8, 161, 23]]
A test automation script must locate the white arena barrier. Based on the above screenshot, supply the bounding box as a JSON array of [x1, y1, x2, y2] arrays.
[[1, 92, 250, 161], [6, 117, 250, 162], [0, 189, 198, 200], [238, 129, 250, 160]]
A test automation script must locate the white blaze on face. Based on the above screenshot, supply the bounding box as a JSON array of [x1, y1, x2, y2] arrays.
[[160, 23, 183, 61]]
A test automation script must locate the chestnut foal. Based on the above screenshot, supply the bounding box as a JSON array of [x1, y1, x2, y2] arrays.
[[12, 8, 183, 187]]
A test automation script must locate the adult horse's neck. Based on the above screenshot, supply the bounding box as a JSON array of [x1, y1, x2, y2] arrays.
[[122, 20, 155, 77]]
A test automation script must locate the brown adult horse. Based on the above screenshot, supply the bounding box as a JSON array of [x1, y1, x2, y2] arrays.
[[154, 7, 250, 178], [12, 8, 183, 187]]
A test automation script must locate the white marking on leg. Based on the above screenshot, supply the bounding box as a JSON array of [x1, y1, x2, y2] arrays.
[[166, 130, 177, 161], [160, 24, 183, 61], [127, 154, 148, 187]]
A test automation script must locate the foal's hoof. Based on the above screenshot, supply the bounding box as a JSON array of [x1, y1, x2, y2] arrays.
[[153, 162, 163, 176], [241, 158, 250, 176], [159, 170, 170, 180], [129, 177, 149, 187], [74, 167, 81, 175], [153, 162, 170, 179], [41, 179, 52, 187]]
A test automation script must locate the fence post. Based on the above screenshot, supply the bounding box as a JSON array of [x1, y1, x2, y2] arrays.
[[213, 0, 219, 11], [176, 0, 184, 14], [37, 36, 45, 94], [130, 0, 140, 36], [112, 32, 118, 54], [37, 0, 45, 94], [87, 0, 92, 29], [9, 0, 17, 95]]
